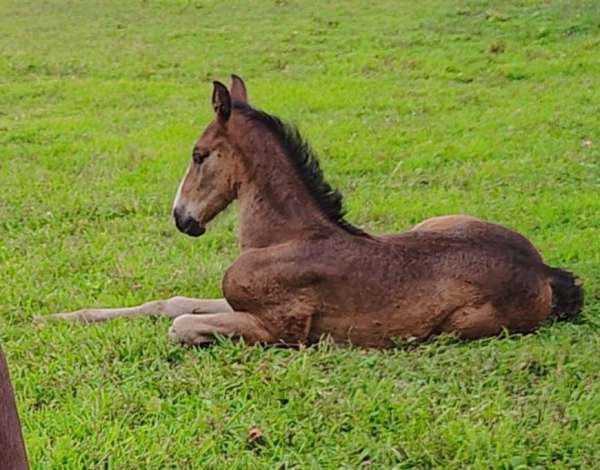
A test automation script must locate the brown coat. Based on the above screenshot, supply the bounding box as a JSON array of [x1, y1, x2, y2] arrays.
[[0, 346, 28, 470]]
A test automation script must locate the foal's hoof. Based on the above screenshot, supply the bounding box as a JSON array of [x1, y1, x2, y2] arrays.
[[33, 315, 49, 326], [33, 313, 77, 324], [34, 312, 88, 323], [168, 318, 213, 347]]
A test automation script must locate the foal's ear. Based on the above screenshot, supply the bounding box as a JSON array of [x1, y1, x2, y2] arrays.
[[212, 81, 231, 122], [230, 74, 248, 104]]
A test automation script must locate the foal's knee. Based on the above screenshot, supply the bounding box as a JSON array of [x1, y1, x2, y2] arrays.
[[142, 297, 195, 317]]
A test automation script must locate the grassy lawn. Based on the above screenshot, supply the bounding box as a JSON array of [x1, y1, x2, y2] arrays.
[[1, 0, 599, 467]]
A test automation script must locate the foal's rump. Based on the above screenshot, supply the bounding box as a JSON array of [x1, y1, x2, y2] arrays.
[[411, 214, 544, 263]]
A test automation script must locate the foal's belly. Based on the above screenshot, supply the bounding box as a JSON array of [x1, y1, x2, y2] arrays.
[[308, 276, 474, 347]]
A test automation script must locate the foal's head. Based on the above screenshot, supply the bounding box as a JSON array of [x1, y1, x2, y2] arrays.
[[172, 75, 249, 237]]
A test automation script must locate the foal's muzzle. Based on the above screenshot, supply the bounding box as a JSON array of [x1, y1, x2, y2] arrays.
[[173, 208, 206, 237]]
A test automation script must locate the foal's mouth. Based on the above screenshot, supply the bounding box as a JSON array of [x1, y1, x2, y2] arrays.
[[181, 223, 206, 237], [174, 210, 206, 237]]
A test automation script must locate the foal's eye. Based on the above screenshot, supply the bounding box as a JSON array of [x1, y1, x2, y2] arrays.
[[192, 149, 210, 165]]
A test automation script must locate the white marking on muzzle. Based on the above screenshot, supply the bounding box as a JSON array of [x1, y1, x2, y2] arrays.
[[172, 163, 191, 211]]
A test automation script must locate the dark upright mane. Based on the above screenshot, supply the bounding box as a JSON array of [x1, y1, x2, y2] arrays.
[[235, 102, 367, 237]]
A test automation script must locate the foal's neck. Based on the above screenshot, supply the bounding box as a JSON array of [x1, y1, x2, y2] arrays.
[[236, 129, 337, 250]]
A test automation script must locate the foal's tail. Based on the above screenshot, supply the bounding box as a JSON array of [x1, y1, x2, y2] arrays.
[[546, 267, 584, 321]]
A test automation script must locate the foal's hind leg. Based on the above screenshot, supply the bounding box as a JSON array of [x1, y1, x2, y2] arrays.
[[435, 302, 504, 339], [37, 297, 232, 323], [168, 312, 274, 346]]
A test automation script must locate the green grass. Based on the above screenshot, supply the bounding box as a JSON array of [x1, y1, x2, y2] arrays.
[[1, 0, 599, 467]]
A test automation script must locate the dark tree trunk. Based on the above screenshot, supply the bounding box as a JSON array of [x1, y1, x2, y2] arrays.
[[0, 345, 28, 470]]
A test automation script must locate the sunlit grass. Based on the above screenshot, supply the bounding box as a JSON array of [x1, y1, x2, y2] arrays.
[[1, 0, 599, 467]]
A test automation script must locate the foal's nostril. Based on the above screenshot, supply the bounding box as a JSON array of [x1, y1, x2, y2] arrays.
[[173, 208, 205, 237]]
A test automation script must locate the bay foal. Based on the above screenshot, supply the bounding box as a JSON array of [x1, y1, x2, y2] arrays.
[[45, 76, 583, 348]]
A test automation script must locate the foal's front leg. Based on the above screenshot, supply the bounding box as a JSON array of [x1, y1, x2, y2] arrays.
[[168, 312, 274, 346], [37, 297, 232, 323]]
